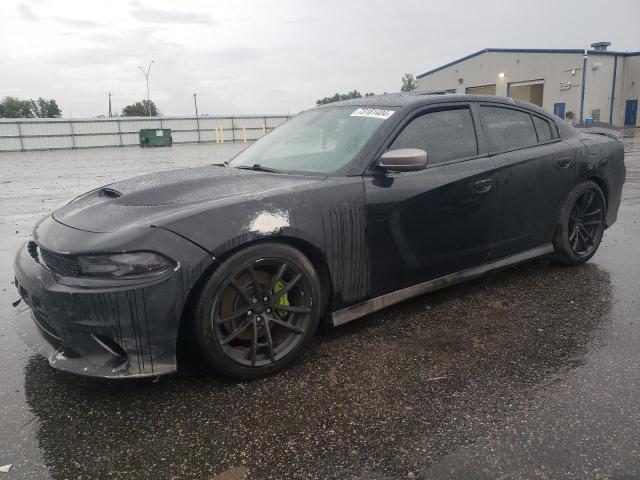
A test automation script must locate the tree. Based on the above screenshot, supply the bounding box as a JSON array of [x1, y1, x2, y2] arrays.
[[122, 99, 159, 116], [0, 96, 62, 118], [30, 98, 62, 118], [400, 73, 417, 92], [0, 96, 35, 118], [316, 90, 375, 106]]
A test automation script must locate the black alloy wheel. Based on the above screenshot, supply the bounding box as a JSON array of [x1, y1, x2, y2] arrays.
[[568, 189, 606, 257], [193, 243, 322, 379], [553, 180, 606, 265]]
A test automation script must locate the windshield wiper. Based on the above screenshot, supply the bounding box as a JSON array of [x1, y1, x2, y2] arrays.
[[234, 164, 283, 173]]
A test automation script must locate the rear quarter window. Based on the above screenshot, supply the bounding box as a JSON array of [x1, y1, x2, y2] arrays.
[[481, 106, 537, 152], [390, 108, 477, 165], [533, 115, 554, 142]]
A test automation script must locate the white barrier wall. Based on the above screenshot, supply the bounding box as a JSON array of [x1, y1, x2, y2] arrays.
[[0, 115, 291, 152]]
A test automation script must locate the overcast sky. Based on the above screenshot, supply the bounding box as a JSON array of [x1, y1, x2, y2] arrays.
[[1, 0, 638, 117]]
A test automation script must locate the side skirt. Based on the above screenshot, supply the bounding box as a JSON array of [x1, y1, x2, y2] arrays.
[[331, 243, 554, 327]]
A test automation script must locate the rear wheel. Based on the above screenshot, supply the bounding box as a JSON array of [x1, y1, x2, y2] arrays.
[[193, 243, 322, 379], [553, 180, 606, 265]]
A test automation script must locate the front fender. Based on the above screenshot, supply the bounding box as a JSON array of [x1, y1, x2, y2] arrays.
[[162, 178, 370, 308]]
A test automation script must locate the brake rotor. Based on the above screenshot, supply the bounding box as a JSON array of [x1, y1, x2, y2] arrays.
[[220, 270, 290, 341]]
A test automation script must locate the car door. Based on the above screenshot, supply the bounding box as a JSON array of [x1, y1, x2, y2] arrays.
[[364, 104, 499, 297], [478, 105, 576, 258]]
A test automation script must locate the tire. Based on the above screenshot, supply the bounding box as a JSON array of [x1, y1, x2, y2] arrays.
[[192, 243, 322, 379], [553, 180, 607, 266]]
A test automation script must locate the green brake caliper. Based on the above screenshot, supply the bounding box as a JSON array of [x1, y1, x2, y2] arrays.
[[272, 280, 289, 319]]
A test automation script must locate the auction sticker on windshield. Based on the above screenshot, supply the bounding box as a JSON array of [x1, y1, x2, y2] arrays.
[[350, 108, 395, 120]]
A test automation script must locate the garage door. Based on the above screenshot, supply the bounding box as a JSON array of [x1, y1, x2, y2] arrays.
[[466, 85, 496, 95], [508, 80, 544, 106]]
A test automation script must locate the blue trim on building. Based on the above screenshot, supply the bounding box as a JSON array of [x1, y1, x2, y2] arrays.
[[579, 54, 587, 123], [610, 55, 618, 124], [592, 50, 640, 57], [417, 48, 640, 79], [416, 49, 490, 79]]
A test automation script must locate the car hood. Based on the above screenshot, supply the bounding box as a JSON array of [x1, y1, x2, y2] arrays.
[[52, 165, 322, 233]]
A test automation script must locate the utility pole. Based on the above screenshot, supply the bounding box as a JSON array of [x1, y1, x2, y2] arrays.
[[194, 93, 201, 143], [108, 92, 112, 118], [138, 60, 155, 116], [579, 49, 587, 124]]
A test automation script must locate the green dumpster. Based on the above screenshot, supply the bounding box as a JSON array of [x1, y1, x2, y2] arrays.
[[139, 128, 172, 147]]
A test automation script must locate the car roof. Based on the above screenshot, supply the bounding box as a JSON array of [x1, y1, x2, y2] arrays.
[[318, 92, 554, 118]]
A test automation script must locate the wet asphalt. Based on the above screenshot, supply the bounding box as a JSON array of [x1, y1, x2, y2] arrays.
[[0, 133, 639, 480]]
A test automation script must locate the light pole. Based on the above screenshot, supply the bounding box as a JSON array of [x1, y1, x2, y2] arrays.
[[138, 60, 155, 116], [108, 92, 112, 117], [193, 93, 201, 143]]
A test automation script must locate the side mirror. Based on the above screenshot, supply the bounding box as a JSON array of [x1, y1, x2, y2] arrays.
[[378, 148, 427, 172]]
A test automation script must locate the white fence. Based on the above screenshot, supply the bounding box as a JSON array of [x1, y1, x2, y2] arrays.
[[0, 115, 291, 152]]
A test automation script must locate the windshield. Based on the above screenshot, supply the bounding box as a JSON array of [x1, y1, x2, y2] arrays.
[[229, 106, 396, 174]]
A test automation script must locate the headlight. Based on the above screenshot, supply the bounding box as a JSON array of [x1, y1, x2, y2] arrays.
[[77, 252, 175, 279]]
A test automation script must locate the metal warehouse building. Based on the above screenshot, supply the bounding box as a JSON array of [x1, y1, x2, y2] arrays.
[[416, 42, 639, 127]]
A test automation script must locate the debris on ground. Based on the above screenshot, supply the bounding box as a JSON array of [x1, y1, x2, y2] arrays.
[[0, 465, 12, 473], [213, 465, 248, 480]]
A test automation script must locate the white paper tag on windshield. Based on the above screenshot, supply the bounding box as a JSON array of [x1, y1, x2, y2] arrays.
[[350, 108, 395, 120]]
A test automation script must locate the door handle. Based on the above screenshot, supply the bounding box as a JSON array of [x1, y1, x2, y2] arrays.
[[557, 157, 572, 168], [473, 178, 494, 194]]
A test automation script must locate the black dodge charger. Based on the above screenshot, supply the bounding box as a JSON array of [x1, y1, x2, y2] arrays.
[[13, 93, 625, 379]]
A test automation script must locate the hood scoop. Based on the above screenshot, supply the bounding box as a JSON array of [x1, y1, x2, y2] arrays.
[[98, 188, 122, 199]]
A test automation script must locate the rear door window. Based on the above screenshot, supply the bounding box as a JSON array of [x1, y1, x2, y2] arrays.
[[390, 108, 477, 165], [532, 115, 553, 142], [480, 106, 538, 152]]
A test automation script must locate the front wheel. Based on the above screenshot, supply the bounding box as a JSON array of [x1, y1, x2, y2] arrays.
[[193, 243, 322, 379], [553, 180, 607, 266]]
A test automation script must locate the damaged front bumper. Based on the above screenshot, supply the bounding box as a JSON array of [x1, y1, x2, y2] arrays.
[[12, 301, 159, 378], [12, 240, 194, 379]]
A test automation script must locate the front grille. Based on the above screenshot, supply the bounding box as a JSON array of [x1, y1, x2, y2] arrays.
[[39, 248, 80, 277]]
